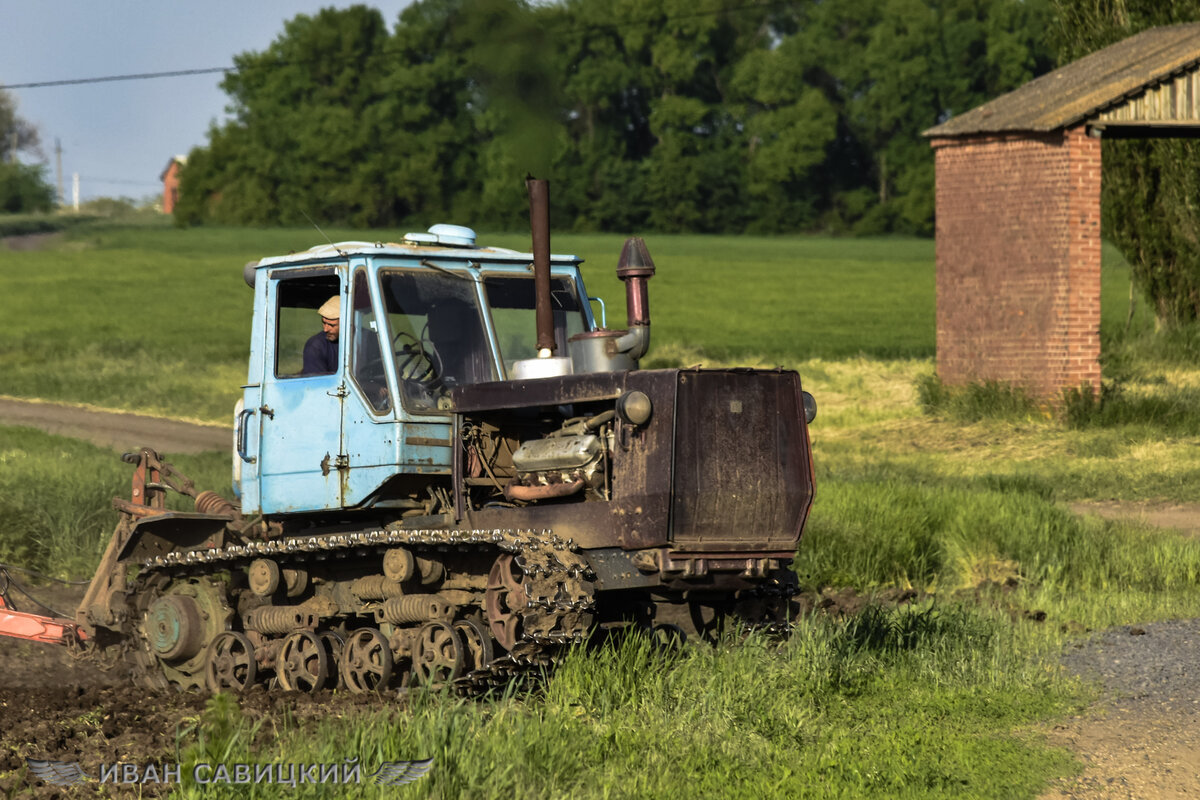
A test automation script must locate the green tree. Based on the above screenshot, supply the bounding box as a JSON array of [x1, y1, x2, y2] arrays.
[[0, 88, 53, 213], [0, 89, 41, 163], [792, 0, 1053, 234], [0, 162, 54, 213], [552, 0, 654, 231], [730, 16, 839, 231], [369, 0, 485, 225], [178, 5, 391, 226], [177, 0, 1054, 235], [610, 0, 776, 232], [1052, 0, 1200, 325]]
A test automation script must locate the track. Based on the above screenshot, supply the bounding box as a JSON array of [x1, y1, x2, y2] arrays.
[[0, 396, 229, 454]]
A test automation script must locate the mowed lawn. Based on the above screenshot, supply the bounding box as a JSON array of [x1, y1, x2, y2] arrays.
[[0, 225, 937, 421]]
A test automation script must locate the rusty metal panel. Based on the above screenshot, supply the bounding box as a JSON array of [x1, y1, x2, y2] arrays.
[[670, 369, 813, 551], [118, 513, 230, 561], [451, 372, 625, 412], [610, 370, 678, 549]]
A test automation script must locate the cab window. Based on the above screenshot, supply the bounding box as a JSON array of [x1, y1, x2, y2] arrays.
[[350, 270, 390, 413], [483, 275, 586, 375], [274, 273, 341, 378]]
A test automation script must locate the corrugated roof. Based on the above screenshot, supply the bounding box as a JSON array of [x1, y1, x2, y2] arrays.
[[925, 23, 1200, 137]]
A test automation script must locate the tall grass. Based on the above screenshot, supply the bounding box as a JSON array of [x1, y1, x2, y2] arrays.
[[0, 425, 230, 577], [166, 614, 1075, 800], [798, 468, 1200, 602]]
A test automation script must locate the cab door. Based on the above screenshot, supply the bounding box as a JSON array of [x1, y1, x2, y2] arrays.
[[256, 266, 347, 514]]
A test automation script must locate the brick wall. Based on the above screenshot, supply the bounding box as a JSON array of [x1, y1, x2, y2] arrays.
[[930, 124, 1101, 399], [162, 161, 181, 215]]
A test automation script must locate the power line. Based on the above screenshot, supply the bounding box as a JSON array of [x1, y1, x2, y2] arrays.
[[1, 66, 232, 91]]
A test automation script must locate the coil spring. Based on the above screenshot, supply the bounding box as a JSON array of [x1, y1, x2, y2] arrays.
[[195, 490, 238, 517], [379, 595, 454, 624], [246, 606, 316, 634], [351, 575, 405, 601]]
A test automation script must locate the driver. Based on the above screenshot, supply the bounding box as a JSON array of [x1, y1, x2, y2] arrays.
[[301, 296, 339, 375]]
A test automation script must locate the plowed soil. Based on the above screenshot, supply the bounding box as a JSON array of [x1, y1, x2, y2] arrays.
[[0, 586, 397, 797]]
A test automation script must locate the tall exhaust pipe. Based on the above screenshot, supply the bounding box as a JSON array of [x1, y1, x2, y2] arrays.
[[527, 177, 555, 357], [614, 237, 655, 361]]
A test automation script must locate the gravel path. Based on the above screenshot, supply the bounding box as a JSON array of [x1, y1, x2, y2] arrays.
[[1042, 619, 1200, 799]]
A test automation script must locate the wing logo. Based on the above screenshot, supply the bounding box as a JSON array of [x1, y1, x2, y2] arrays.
[[369, 757, 435, 786], [25, 758, 89, 787]]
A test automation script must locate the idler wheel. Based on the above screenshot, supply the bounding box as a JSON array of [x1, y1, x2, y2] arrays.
[[205, 632, 257, 692], [146, 595, 205, 661], [382, 548, 415, 582], [340, 629, 394, 693], [485, 554, 527, 652], [248, 559, 281, 597], [413, 621, 463, 686], [453, 618, 494, 672], [276, 631, 329, 693]]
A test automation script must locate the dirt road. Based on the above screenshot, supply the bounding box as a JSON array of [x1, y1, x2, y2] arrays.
[[0, 396, 229, 453]]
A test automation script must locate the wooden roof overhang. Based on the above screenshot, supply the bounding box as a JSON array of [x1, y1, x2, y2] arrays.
[[924, 23, 1200, 140]]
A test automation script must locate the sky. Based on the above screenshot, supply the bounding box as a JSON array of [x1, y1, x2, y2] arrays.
[[1, 2, 415, 202]]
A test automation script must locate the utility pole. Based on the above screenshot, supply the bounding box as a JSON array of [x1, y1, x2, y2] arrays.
[[72, 172, 79, 213], [55, 138, 64, 205]]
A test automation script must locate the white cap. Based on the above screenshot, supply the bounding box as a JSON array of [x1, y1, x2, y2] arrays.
[[317, 296, 340, 320]]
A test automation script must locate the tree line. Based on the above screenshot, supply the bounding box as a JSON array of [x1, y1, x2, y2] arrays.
[[0, 91, 54, 213], [175, 0, 1054, 235]]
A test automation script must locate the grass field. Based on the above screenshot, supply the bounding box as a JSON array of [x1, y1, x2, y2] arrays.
[[4, 223, 1200, 797], [0, 225, 940, 421]]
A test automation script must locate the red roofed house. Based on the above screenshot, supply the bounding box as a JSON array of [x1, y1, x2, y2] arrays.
[[160, 155, 186, 215]]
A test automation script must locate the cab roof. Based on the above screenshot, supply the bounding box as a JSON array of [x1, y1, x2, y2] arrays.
[[253, 241, 583, 269], [252, 224, 582, 270]]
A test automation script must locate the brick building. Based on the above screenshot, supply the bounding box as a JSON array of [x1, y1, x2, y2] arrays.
[[160, 156, 186, 215], [924, 24, 1200, 399]]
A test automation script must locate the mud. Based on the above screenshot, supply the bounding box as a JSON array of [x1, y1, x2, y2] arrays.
[[0, 580, 392, 795]]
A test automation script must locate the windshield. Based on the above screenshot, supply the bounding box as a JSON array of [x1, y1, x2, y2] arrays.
[[482, 274, 588, 376], [377, 268, 496, 411]]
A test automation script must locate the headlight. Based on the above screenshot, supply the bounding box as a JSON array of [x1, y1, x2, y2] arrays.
[[617, 390, 652, 426]]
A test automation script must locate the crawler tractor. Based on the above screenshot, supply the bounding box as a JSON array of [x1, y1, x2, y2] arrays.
[[4, 182, 816, 693]]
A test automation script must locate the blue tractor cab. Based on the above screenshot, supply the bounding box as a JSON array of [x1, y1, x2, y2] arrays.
[[235, 225, 596, 516]]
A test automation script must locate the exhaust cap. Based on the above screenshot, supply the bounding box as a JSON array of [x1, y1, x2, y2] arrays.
[[616, 237, 655, 280]]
